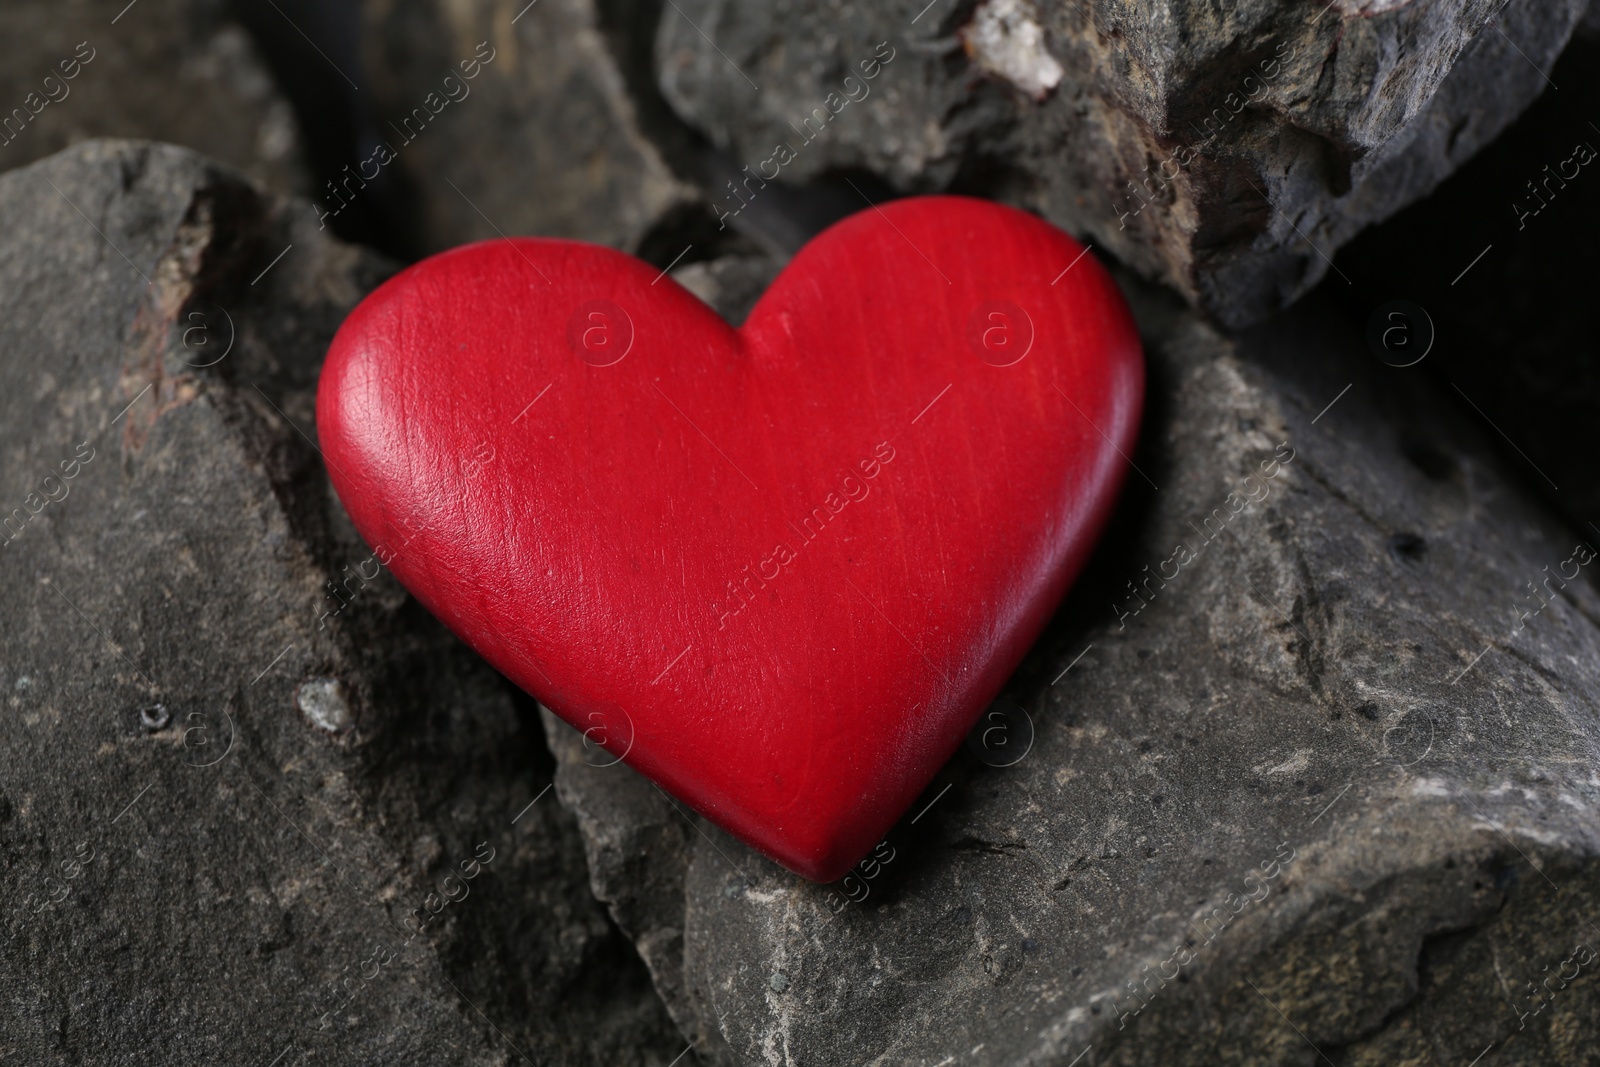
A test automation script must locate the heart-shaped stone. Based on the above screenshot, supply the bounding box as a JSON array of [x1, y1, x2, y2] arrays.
[[317, 195, 1142, 881]]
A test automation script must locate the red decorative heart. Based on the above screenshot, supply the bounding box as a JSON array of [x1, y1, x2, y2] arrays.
[[317, 196, 1142, 881]]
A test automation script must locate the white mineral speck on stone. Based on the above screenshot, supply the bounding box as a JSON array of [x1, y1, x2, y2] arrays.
[[296, 677, 354, 733], [961, 0, 1064, 102]]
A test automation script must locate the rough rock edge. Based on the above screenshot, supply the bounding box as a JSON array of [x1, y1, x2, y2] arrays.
[[0, 138, 681, 1066], [651, 0, 1589, 327]]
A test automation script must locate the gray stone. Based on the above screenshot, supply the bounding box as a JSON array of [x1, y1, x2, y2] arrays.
[[545, 252, 1600, 1064], [360, 0, 699, 255], [1582, 0, 1600, 37], [542, 709, 716, 1055], [656, 0, 1589, 326], [671, 254, 782, 326], [0, 0, 307, 194], [0, 140, 681, 1065], [1336, 32, 1600, 573]]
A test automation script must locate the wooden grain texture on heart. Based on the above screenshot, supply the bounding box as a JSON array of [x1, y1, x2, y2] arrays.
[[317, 195, 1142, 881]]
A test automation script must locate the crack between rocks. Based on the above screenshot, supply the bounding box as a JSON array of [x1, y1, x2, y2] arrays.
[[949, 835, 1030, 855]]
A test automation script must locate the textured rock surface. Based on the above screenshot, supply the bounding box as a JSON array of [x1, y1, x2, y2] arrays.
[[1336, 34, 1600, 553], [360, 0, 700, 256], [547, 252, 1600, 1064], [542, 712, 705, 1047], [8, 0, 1598, 1055], [656, 0, 1588, 326], [0, 0, 306, 193], [0, 140, 681, 1065]]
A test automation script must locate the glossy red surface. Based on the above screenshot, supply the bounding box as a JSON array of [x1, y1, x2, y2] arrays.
[[317, 195, 1142, 881]]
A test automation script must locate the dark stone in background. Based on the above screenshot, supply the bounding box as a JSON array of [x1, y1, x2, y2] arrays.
[[670, 254, 782, 326], [230, 0, 419, 259], [357, 0, 699, 260], [0, 0, 307, 194], [652, 0, 1591, 327], [1335, 35, 1600, 548]]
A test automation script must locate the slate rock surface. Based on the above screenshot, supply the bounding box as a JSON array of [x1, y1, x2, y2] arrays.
[[544, 252, 1600, 1065], [655, 0, 1589, 327], [0, 140, 681, 1065], [1336, 33, 1600, 558], [0, 0, 306, 195], [360, 0, 700, 256]]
